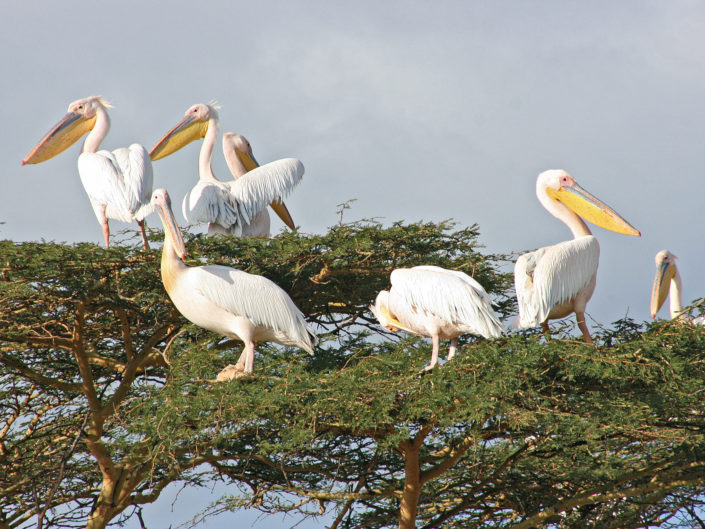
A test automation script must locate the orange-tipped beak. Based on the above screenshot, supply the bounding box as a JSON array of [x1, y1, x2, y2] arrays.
[[23, 111, 96, 165]]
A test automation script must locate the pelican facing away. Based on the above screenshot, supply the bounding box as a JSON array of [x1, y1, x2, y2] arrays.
[[370, 265, 503, 371], [150, 188, 316, 378], [650, 250, 705, 324], [149, 104, 303, 237], [514, 169, 641, 343], [222, 132, 298, 236], [22, 96, 153, 249]]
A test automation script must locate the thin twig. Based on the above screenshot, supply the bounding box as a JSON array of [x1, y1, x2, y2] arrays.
[[36, 410, 90, 529]]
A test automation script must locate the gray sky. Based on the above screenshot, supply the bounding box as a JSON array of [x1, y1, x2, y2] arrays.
[[4, 0, 705, 526]]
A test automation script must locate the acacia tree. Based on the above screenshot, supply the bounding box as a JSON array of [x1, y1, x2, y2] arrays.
[[0, 220, 509, 529], [135, 319, 705, 529], [1, 221, 704, 529]]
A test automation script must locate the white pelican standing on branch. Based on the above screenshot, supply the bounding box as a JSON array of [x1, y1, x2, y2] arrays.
[[650, 250, 705, 324], [222, 132, 298, 236], [22, 96, 153, 249], [149, 104, 303, 236], [370, 265, 504, 371], [514, 169, 641, 343], [150, 188, 316, 378]]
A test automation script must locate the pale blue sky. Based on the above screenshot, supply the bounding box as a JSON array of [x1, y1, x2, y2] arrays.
[[4, 1, 705, 527]]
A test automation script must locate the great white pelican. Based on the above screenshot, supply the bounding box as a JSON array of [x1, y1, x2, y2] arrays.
[[222, 132, 298, 236], [514, 169, 641, 343], [149, 104, 303, 237], [22, 96, 153, 249], [150, 188, 316, 378], [650, 250, 704, 324], [370, 265, 504, 371]]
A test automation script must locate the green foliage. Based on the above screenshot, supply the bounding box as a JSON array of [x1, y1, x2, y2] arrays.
[[133, 322, 705, 529], [1, 222, 704, 529], [0, 220, 512, 528]]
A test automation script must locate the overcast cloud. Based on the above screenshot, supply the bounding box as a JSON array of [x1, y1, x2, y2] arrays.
[[3, 1, 705, 526]]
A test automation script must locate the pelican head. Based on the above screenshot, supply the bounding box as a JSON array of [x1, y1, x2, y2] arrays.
[[370, 291, 400, 332], [537, 169, 641, 236], [151, 188, 186, 260], [369, 291, 417, 334], [222, 132, 259, 171], [149, 103, 216, 161], [22, 96, 112, 165], [650, 250, 678, 318]]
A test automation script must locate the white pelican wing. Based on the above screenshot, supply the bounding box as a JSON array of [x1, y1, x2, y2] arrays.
[[191, 265, 315, 351], [77, 144, 153, 222], [515, 236, 599, 328], [228, 158, 304, 224], [390, 266, 503, 338], [182, 181, 243, 231], [113, 144, 154, 219]]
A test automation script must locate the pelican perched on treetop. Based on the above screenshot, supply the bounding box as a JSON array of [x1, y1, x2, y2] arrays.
[[150, 188, 316, 378], [22, 96, 153, 249], [650, 250, 705, 324], [222, 132, 299, 236], [370, 265, 503, 371], [149, 103, 304, 236], [514, 169, 641, 343]]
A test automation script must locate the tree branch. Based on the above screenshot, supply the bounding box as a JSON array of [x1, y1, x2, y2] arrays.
[[509, 462, 705, 529], [0, 352, 82, 393]]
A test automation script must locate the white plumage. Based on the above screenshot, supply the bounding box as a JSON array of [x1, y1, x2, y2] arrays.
[[22, 96, 153, 248], [514, 169, 640, 342], [150, 188, 316, 378], [371, 265, 503, 370], [150, 104, 303, 237], [181, 179, 241, 235], [78, 144, 153, 225], [177, 265, 317, 348], [222, 132, 301, 236], [225, 158, 304, 233], [515, 236, 599, 328]]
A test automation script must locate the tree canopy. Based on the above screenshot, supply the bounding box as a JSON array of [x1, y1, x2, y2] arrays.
[[1, 220, 704, 529]]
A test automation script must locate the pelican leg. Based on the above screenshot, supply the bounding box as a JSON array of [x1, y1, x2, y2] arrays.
[[137, 219, 150, 250], [235, 347, 247, 369], [234, 341, 257, 374], [98, 204, 110, 248], [423, 334, 441, 372], [447, 337, 459, 362], [243, 341, 256, 374], [575, 311, 593, 344]]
